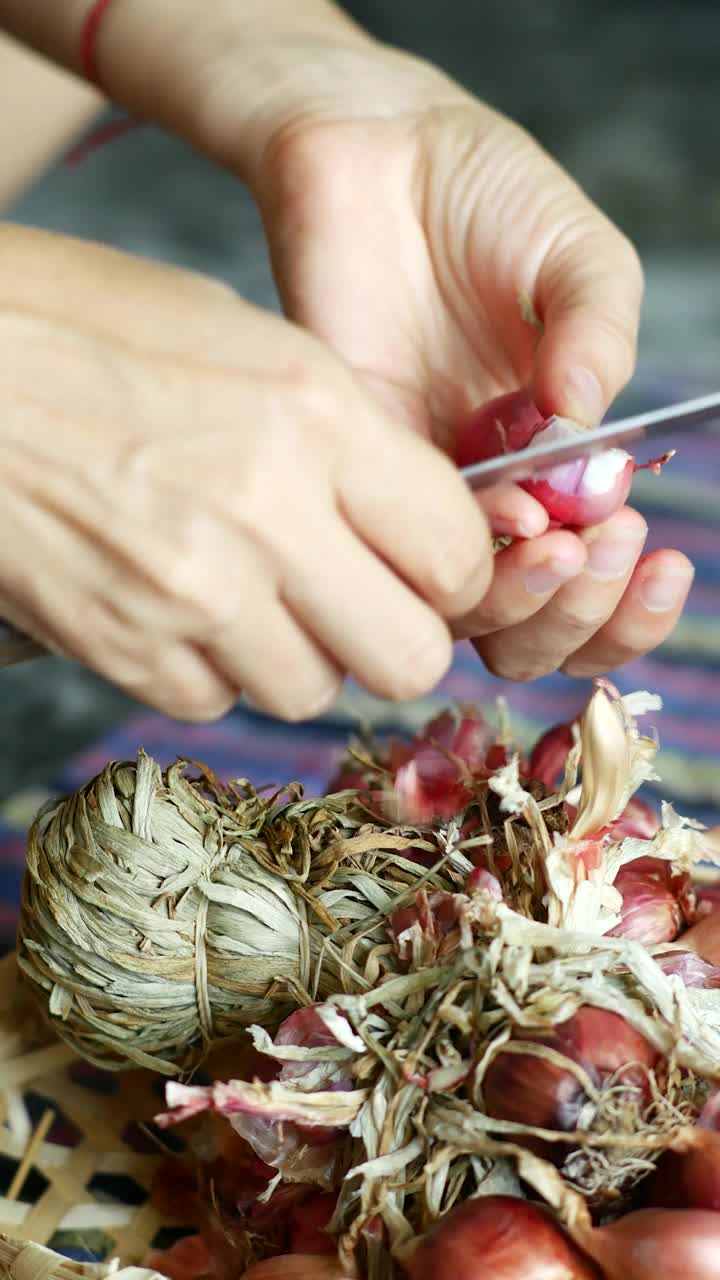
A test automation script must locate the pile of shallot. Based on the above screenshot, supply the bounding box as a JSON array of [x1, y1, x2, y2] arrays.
[[140, 682, 720, 1280]]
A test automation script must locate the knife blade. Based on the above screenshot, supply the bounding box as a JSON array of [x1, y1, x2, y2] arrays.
[[2, 390, 719, 669], [460, 389, 720, 490]]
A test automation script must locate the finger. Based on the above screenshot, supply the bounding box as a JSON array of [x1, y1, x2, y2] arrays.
[[204, 597, 343, 723], [530, 222, 644, 424], [339, 421, 495, 620], [125, 644, 239, 722], [476, 482, 549, 540], [452, 529, 588, 641], [561, 549, 695, 678], [280, 511, 453, 703], [473, 507, 649, 679]]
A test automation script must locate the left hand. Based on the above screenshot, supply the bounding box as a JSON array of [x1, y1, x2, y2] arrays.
[[198, 23, 694, 681]]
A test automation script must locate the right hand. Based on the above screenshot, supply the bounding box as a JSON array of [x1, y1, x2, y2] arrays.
[[0, 226, 502, 721]]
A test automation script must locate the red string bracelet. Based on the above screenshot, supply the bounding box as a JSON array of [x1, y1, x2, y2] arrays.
[[67, 0, 141, 166], [80, 0, 118, 86]]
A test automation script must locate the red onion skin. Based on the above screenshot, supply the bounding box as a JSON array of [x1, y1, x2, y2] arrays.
[[403, 1196, 599, 1280], [610, 797, 661, 841], [654, 949, 720, 988], [391, 709, 492, 823], [329, 708, 497, 827], [266, 1006, 352, 1146], [288, 1192, 339, 1255], [526, 721, 575, 790], [581, 1208, 720, 1279], [389, 890, 462, 964], [392, 748, 473, 822], [420, 707, 489, 766], [454, 390, 545, 467], [608, 859, 684, 946]]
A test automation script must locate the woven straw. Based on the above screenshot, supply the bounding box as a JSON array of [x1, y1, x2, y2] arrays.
[[0, 950, 186, 1280]]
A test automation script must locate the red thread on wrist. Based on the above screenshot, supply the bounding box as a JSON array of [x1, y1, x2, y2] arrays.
[[80, 0, 117, 85], [69, 0, 141, 167]]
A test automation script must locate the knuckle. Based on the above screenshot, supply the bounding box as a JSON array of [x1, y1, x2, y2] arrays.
[[550, 599, 609, 637], [460, 601, 511, 637], [480, 643, 554, 684], [616, 233, 645, 294], [160, 551, 231, 629], [593, 311, 639, 384]]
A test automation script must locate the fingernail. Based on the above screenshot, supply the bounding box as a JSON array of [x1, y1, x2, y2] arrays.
[[525, 557, 582, 596], [586, 525, 647, 581], [565, 366, 605, 426], [639, 564, 695, 613]]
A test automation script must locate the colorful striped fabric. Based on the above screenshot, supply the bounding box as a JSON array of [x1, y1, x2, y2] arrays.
[[1, 366, 719, 951]]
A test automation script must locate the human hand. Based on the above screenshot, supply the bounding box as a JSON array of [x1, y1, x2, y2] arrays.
[[195, 16, 693, 679], [0, 225, 496, 720]]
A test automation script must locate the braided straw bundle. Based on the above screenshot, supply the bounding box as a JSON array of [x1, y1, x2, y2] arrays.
[[18, 753, 466, 1075]]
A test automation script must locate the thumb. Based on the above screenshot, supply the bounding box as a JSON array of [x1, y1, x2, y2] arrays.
[[529, 228, 644, 425]]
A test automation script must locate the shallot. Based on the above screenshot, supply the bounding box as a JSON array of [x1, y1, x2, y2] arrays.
[[455, 389, 670, 529], [579, 1207, 720, 1279], [483, 1006, 659, 1139], [402, 1196, 599, 1280]]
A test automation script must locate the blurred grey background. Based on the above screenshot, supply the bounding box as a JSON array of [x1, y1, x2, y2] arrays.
[[1, 0, 718, 796]]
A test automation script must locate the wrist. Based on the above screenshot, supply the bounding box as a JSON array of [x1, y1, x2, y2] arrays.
[[92, 0, 374, 162]]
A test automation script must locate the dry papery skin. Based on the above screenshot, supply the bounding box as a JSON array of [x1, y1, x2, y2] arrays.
[[17, 682, 720, 1279]]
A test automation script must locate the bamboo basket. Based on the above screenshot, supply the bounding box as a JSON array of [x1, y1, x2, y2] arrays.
[[0, 950, 184, 1280]]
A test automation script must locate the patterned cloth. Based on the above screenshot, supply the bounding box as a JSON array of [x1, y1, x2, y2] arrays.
[[2, 366, 719, 952]]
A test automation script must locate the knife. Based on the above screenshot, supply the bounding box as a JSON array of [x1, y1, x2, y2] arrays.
[[2, 389, 719, 669]]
